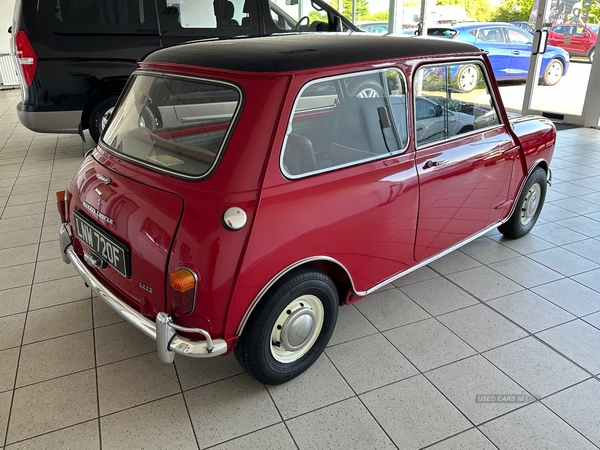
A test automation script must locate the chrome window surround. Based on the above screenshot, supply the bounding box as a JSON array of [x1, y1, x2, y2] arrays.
[[280, 68, 409, 180], [412, 60, 503, 149], [100, 71, 243, 181]]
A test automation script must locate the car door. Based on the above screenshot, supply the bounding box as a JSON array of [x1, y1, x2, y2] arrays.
[[506, 26, 534, 78], [253, 69, 420, 292], [470, 26, 514, 80], [413, 62, 518, 262]]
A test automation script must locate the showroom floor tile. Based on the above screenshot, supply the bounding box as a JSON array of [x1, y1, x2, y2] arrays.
[[1, 86, 600, 449]]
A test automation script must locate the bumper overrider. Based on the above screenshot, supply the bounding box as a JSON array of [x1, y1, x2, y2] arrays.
[[59, 224, 227, 363]]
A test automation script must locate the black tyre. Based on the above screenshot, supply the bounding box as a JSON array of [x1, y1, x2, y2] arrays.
[[456, 64, 478, 93], [234, 267, 339, 384], [89, 95, 119, 143], [541, 58, 563, 86], [498, 167, 547, 239], [589, 47, 595, 63]]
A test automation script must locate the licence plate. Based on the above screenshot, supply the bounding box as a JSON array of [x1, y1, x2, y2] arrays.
[[73, 211, 131, 277]]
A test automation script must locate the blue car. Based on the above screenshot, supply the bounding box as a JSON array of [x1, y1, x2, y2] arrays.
[[427, 23, 570, 91]]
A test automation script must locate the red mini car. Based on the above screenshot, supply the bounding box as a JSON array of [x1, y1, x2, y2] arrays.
[[58, 34, 555, 384]]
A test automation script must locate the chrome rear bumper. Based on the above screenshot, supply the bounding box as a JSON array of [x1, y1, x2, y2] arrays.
[[59, 224, 227, 363]]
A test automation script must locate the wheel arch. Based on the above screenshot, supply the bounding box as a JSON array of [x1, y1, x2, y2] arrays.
[[235, 256, 355, 337], [501, 158, 549, 225], [80, 81, 127, 131]]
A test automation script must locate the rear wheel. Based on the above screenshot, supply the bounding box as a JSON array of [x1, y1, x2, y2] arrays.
[[234, 267, 338, 384], [498, 167, 547, 239], [89, 95, 119, 143], [541, 59, 563, 86]]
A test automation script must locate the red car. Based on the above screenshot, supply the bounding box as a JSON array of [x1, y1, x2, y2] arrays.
[[548, 24, 596, 62], [58, 34, 555, 384]]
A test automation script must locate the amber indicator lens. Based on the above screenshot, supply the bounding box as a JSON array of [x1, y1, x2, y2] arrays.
[[169, 268, 196, 293], [56, 189, 71, 223]]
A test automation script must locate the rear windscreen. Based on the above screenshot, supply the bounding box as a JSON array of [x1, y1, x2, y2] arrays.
[[102, 74, 241, 178]]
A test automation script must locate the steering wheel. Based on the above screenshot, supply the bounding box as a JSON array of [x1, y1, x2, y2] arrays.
[[294, 16, 310, 30]]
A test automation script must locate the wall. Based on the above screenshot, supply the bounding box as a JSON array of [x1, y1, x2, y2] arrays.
[[0, 0, 15, 54]]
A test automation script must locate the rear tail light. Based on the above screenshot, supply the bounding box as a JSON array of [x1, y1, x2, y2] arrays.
[[14, 30, 37, 87], [169, 268, 198, 317], [56, 189, 72, 224]]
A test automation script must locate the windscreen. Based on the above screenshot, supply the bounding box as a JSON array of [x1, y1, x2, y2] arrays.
[[102, 74, 241, 178]]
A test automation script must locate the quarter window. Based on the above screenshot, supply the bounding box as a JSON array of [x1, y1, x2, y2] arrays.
[[414, 63, 500, 147], [281, 69, 408, 178]]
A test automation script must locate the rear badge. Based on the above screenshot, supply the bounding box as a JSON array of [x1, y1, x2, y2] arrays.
[[140, 283, 153, 293], [83, 201, 114, 224]]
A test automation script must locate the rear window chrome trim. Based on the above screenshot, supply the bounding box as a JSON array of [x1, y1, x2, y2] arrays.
[[100, 70, 244, 181]]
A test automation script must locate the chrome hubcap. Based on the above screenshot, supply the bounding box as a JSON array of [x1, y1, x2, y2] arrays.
[[271, 295, 324, 363], [547, 63, 562, 85], [520, 183, 541, 225], [459, 66, 477, 91], [356, 88, 380, 98], [101, 106, 115, 132]]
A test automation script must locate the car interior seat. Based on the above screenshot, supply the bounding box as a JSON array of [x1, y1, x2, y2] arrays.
[[283, 134, 318, 175], [219, 0, 239, 26], [484, 29, 502, 43]]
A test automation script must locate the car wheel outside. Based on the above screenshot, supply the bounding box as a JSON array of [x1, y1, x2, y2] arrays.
[[351, 81, 383, 98], [541, 59, 563, 86], [89, 95, 119, 143], [589, 47, 595, 63], [498, 167, 547, 239], [234, 267, 339, 385], [456, 64, 478, 93]]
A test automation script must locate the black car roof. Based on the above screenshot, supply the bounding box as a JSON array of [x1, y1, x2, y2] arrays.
[[142, 33, 481, 73]]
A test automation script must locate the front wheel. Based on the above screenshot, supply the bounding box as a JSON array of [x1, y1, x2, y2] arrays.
[[498, 167, 547, 239], [541, 59, 563, 86], [89, 95, 119, 143], [589, 48, 595, 63], [234, 267, 339, 384]]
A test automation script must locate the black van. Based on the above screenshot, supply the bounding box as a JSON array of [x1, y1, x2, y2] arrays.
[[10, 0, 358, 142]]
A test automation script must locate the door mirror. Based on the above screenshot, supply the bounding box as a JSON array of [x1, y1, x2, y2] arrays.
[[583, 31, 590, 37]]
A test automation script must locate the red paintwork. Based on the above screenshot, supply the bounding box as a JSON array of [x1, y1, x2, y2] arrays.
[[65, 50, 555, 353], [548, 26, 596, 58]]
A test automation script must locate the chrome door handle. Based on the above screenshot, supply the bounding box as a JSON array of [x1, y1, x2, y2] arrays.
[[425, 159, 449, 168]]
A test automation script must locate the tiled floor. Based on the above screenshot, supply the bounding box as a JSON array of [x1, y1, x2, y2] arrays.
[[1, 86, 600, 449]]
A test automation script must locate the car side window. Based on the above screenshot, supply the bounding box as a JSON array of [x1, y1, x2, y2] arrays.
[[281, 69, 408, 178], [158, 0, 259, 36], [507, 28, 532, 44], [269, 0, 330, 32], [414, 63, 501, 147], [40, 0, 159, 34], [476, 27, 506, 43]]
